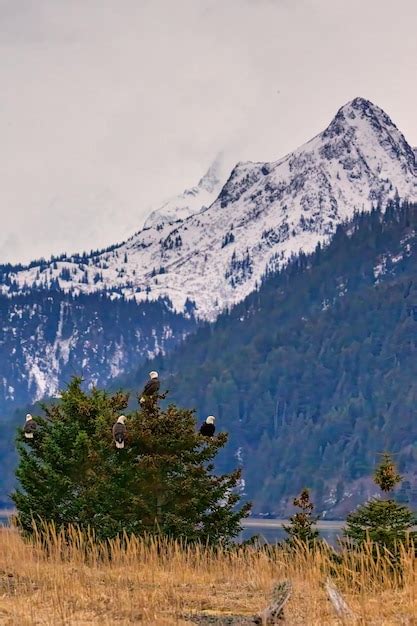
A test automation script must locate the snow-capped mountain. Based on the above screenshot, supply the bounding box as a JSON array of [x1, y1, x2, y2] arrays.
[[143, 155, 226, 229], [3, 98, 416, 321]]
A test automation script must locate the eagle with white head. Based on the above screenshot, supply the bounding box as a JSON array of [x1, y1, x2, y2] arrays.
[[23, 414, 37, 439], [112, 415, 127, 449], [199, 416, 216, 437]]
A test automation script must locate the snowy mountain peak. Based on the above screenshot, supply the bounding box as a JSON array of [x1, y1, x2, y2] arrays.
[[340, 96, 390, 117], [3, 98, 417, 320], [197, 153, 225, 192], [143, 154, 226, 229], [324, 97, 416, 172], [331, 97, 394, 128]]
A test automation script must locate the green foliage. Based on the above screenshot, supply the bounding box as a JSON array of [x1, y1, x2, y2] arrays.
[[12, 378, 250, 543], [344, 499, 416, 553], [344, 454, 416, 554], [283, 488, 319, 547]]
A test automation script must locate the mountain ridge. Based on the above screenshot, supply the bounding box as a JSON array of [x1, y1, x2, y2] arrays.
[[2, 98, 416, 321]]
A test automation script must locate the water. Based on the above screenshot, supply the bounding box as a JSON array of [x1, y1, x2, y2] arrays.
[[240, 520, 345, 547], [0, 513, 346, 546]]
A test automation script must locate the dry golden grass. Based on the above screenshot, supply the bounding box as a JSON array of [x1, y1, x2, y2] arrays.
[[0, 525, 416, 625]]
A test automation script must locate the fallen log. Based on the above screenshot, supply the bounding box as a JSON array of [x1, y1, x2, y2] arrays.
[[325, 578, 355, 620], [254, 580, 292, 624]]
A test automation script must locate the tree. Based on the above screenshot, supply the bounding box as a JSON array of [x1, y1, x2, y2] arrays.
[[374, 452, 402, 492], [283, 488, 319, 547], [12, 378, 250, 543], [343, 453, 416, 554]]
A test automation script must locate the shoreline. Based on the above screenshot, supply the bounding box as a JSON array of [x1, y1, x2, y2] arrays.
[[242, 518, 345, 530], [4, 513, 416, 536]]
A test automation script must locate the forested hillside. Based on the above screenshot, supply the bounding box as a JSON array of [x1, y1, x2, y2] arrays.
[[0, 291, 196, 416], [123, 200, 417, 515]]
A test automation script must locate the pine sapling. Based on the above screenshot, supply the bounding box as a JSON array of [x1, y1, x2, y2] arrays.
[[283, 488, 319, 548]]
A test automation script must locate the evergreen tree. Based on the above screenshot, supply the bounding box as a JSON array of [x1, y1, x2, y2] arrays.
[[12, 378, 250, 543], [283, 488, 319, 547], [374, 452, 402, 492], [344, 453, 416, 554]]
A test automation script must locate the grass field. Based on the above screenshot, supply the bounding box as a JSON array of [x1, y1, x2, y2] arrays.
[[0, 525, 416, 625]]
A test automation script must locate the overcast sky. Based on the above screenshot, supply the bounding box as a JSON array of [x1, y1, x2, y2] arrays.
[[1, 0, 416, 264]]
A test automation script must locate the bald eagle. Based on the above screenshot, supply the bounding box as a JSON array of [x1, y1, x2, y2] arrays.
[[23, 414, 37, 439], [139, 371, 160, 404], [199, 416, 216, 437], [112, 415, 127, 449]]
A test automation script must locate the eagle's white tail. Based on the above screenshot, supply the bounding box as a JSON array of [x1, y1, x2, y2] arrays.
[[115, 440, 124, 449], [25, 433, 34, 439]]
